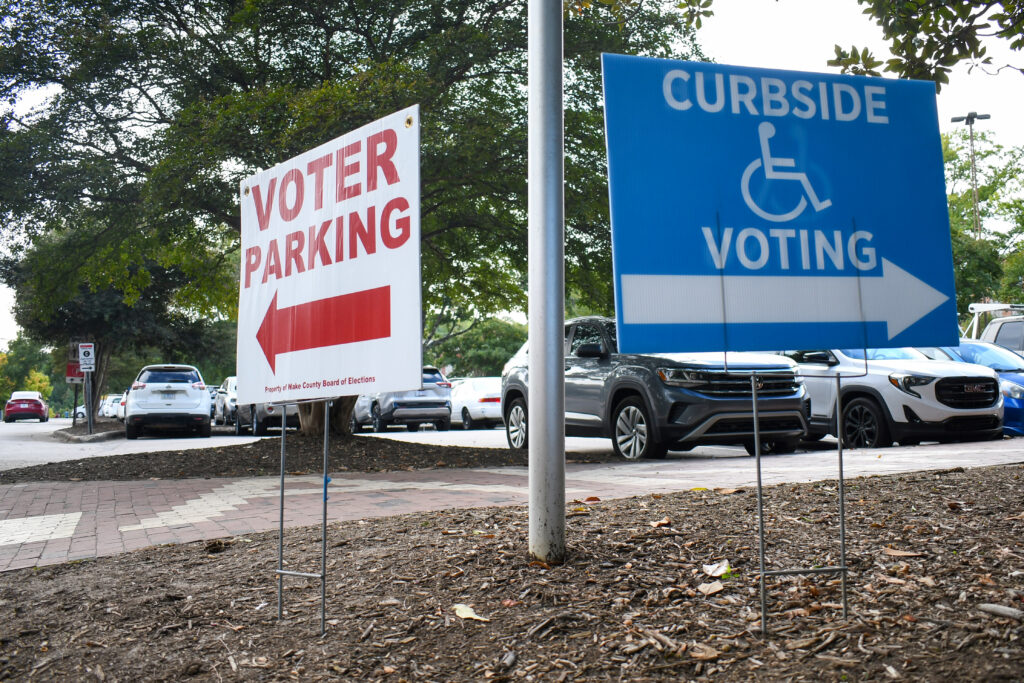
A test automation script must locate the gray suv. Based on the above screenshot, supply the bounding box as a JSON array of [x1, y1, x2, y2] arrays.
[[351, 366, 453, 432], [501, 317, 809, 459]]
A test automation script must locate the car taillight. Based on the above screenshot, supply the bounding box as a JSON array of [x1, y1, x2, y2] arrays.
[[479, 397, 500, 403], [132, 381, 146, 390], [192, 382, 206, 390], [436, 381, 452, 388]]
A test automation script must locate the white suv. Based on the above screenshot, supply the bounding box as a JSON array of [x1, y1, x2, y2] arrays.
[[125, 364, 212, 439], [783, 348, 1003, 448]]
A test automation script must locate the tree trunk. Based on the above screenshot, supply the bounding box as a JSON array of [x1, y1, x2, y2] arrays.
[[297, 396, 357, 436]]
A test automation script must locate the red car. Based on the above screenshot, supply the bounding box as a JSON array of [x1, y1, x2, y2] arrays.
[[4, 391, 49, 423]]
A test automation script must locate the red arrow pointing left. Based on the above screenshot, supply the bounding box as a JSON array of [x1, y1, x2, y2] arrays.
[[256, 286, 391, 373]]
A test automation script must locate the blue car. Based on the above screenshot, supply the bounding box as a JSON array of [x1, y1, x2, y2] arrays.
[[920, 340, 1024, 437]]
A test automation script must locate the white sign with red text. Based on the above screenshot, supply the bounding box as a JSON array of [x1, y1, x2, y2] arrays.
[[237, 106, 421, 405]]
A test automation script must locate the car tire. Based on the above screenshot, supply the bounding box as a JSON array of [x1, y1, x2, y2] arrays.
[[462, 408, 475, 430], [435, 419, 451, 432], [349, 414, 363, 434], [505, 398, 528, 450], [372, 404, 388, 433], [407, 423, 420, 432], [126, 423, 139, 440], [611, 396, 667, 460], [253, 412, 269, 436], [841, 397, 892, 449], [199, 420, 212, 438], [235, 414, 247, 436]]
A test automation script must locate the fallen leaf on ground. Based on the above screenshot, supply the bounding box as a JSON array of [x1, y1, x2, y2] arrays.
[[883, 548, 924, 557], [713, 488, 743, 495], [697, 581, 724, 596], [702, 560, 730, 577], [689, 642, 720, 660], [649, 517, 671, 528], [453, 604, 490, 622]]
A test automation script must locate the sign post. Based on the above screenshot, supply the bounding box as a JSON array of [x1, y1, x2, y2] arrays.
[[238, 106, 421, 634], [602, 55, 957, 354], [78, 342, 95, 434]]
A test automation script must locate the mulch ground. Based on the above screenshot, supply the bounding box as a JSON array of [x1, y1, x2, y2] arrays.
[[0, 424, 1022, 680]]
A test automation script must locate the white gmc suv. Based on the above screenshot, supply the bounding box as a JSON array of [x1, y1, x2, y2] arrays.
[[782, 348, 1003, 448]]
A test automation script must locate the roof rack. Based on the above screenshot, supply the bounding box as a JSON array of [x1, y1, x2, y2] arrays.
[[963, 303, 1024, 338]]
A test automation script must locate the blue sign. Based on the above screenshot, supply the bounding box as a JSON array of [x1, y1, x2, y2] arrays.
[[602, 54, 957, 354]]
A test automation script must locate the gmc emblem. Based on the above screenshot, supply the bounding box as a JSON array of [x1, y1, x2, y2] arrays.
[[963, 383, 988, 393]]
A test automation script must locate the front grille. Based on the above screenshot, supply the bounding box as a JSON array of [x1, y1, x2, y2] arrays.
[[692, 370, 801, 398], [705, 416, 805, 435], [935, 377, 999, 409], [944, 415, 1000, 432]]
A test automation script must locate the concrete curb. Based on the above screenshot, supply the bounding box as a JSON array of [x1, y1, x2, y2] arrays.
[[52, 429, 124, 444]]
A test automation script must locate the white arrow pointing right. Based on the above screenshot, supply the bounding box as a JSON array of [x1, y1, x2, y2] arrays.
[[621, 258, 948, 340]]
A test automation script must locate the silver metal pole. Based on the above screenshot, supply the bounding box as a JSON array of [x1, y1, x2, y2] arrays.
[[527, 0, 565, 562], [752, 375, 767, 636], [968, 120, 981, 238], [85, 371, 94, 435], [278, 408, 286, 619], [321, 400, 330, 635], [835, 375, 848, 618]]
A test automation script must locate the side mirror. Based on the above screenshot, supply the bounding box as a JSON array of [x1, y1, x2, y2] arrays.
[[802, 351, 837, 366], [575, 342, 607, 358]]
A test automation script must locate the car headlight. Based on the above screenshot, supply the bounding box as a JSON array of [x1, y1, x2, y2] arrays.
[[657, 368, 710, 387], [888, 373, 934, 398], [1000, 379, 1024, 400]]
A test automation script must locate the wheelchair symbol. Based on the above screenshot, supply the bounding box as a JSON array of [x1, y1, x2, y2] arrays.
[[740, 122, 832, 223]]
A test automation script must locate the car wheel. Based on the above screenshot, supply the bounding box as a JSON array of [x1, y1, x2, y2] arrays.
[[505, 398, 528, 450], [611, 396, 667, 460], [253, 412, 269, 436], [372, 404, 388, 433], [349, 414, 363, 434], [462, 408, 475, 430], [841, 397, 892, 449], [235, 413, 247, 435], [744, 438, 799, 456], [435, 419, 451, 432], [126, 423, 139, 440], [199, 420, 212, 438], [407, 423, 420, 432]]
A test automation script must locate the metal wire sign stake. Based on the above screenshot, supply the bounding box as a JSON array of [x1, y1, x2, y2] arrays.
[[275, 400, 331, 634], [752, 374, 849, 636]]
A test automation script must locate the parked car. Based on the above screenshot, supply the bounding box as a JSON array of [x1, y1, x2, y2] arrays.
[[450, 377, 502, 429], [4, 391, 48, 423], [980, 315, 1024, 354], [918, 339, 1024, 437], [116, 390, 127, 421], [214, 376, 238, 425], [235, 401, 300, 435], [99, 394, 120, 418], [782, 348, 1003, 448], [351, 367, 453, 432], [124, 364, 212, 439], [501, 317, 809, 459]]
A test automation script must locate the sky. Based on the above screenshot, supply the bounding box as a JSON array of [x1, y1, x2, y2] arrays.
[[0, 0, 1020, 349]]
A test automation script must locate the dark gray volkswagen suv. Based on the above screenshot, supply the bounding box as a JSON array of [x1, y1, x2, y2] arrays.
[[501, 317, 809, 459]]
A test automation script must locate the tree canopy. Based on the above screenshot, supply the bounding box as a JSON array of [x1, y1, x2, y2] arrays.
[[1, 0, 701, 350], [680, 0, 1023, 89]]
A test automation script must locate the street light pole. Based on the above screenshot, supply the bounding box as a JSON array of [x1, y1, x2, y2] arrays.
[[951, 111, 991, 239]]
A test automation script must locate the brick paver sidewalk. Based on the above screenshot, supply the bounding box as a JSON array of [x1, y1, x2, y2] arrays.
[[2, 440, 1022, 572]]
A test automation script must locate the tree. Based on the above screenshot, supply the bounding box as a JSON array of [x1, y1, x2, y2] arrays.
[[426, 317, 526, 377], [679, 0, 1023, 89], [942, 129, 1024, 317], [1, 0, 700, 433]]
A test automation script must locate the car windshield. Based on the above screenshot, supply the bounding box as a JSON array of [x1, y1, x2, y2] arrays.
[[953, 342, 1024, 372], [839, 347, 925, 361], [139, 369, 200, 383]]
